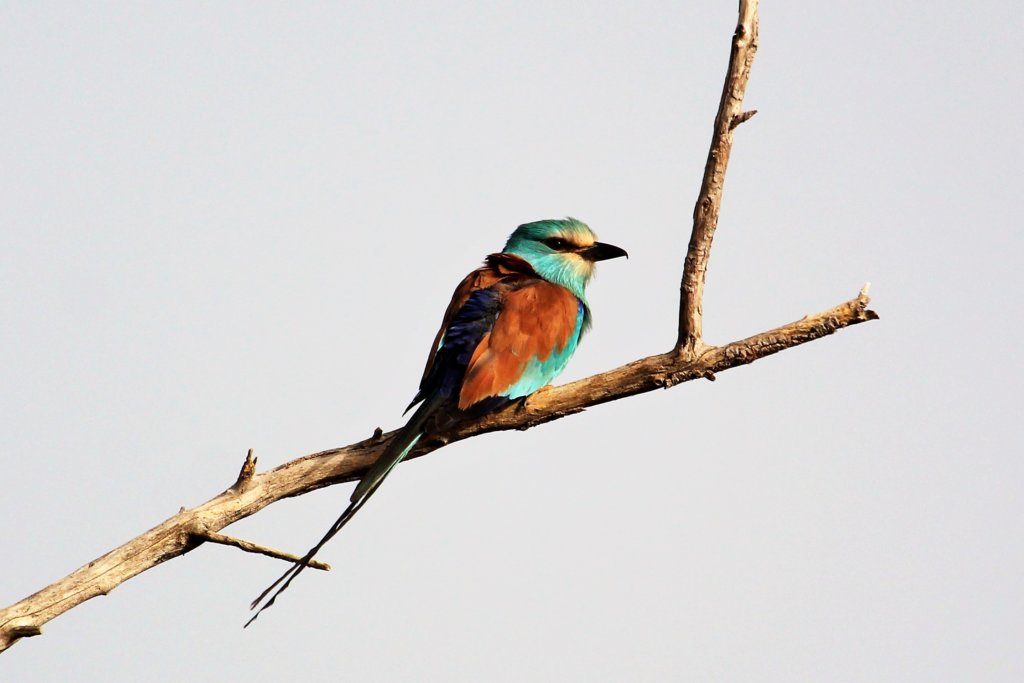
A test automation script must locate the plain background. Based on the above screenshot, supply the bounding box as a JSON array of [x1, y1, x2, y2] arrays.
[[2, 2, 1021, 681]]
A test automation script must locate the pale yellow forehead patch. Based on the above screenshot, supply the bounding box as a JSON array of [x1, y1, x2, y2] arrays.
[[556, 227, 597, 249], [570, 232, 597, 248]]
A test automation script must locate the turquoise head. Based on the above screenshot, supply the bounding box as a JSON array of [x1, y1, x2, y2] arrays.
[[502, 218, 627, 301]]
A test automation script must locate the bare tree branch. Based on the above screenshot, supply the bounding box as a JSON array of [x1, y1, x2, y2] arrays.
[[1, 0, 877, 653], [0, 284, 876, 653]]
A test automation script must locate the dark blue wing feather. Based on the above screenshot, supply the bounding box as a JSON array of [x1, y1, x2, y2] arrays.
[[410, 286, 503, 408]]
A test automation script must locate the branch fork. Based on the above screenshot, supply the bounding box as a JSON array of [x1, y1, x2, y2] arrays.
[[0, 0, 878, 654]]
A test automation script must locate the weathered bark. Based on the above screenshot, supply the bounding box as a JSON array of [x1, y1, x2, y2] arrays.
[[0, 0, 877, 653]]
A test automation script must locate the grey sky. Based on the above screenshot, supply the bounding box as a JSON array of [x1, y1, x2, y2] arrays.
[[2, 1, 1021, 681]]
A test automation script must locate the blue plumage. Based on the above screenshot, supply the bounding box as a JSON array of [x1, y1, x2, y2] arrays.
[[409, 286, 503, 410], [502, 300, 585, 399]]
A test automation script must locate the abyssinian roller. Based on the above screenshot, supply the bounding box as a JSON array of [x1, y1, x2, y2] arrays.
[[247, 218, 627, 625]]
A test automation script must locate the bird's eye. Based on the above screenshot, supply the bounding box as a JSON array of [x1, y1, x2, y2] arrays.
[[542, 237, 570, 251]]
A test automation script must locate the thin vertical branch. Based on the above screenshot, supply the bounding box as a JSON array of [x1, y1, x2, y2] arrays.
[[677, 0, 760, 355]]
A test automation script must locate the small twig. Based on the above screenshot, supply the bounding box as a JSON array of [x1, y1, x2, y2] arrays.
[[730, 110, 757, 130], [232, 449, 257, 491], [6, 625, 41, 639], [194, 531, 331, 571]]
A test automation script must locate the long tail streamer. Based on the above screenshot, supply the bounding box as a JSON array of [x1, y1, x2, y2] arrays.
[[245, 395, 443, 627]]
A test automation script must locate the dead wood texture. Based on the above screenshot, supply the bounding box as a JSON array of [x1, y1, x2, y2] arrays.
[[0, 0, 877, 654], [678, 0, 760, 355]]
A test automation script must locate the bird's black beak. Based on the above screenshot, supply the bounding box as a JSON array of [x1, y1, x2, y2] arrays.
[[581, 242, 629, 262]]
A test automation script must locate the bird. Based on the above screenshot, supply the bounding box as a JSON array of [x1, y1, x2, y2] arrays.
[[246, 217, 627, 626]]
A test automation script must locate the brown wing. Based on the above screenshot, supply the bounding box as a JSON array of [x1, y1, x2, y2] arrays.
[[417, 253, 538, 390]]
